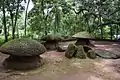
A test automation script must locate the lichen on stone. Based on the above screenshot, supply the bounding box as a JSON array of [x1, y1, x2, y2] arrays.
[[65, 43, 76, 58], [72, 31, 94, 39], [74, 45, 87, 59], [0, 38, 46, 56], [41, 34, 64, 42], [3, 56, 44, 70], [65, 43, 97, 59], [87, 50, 97, 59], [83, 45, 92, 53]]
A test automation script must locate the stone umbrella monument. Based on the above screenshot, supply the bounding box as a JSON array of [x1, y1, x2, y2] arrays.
[[65, 43, 97, 59], [65, 31, 96, 59], [0, 38, 46, 70], [65, 31, 120, 59], [41, 34, 63, 50], [72, 31, 95, 46]]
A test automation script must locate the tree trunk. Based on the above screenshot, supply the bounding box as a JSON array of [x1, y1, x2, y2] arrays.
[[16, 24, 19, 38], [116, 25, 119, 39], [24, 0, 30, 36], [54, 5, 60, 34], [110, 25, 113, 40], [9, 0, 15, 39], [10, 11, 14, 37], [99, 17, 104, 39], [12, 0, 20, 39], [2, 0, 8, 42]]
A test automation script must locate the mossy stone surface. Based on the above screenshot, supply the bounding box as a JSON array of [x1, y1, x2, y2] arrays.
[[83, 45, 92, 53], [75, 45, 87, 59], [41, 34, 63, 50], [65, 43, 76, 58], [44, 42, 58, 50], [87, 50, 97, 59], [41, 34, 64, 41], [95, 49, 119, 59], [0, 38, 46, 56], [3, 56, 44, 70], [72, 31, 94, 39], [57, 46, 67, 52]]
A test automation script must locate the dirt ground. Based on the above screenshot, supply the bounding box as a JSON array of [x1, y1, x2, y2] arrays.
[[0, 41, 120, 80]]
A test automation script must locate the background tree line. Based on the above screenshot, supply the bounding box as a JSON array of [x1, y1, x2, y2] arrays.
[[0, 0, 120, 44]]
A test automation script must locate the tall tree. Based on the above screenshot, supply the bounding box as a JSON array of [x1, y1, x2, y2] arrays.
[[2, 0, 8, 42], [12, 0, 21, 39], [24, 0, 30, 36]]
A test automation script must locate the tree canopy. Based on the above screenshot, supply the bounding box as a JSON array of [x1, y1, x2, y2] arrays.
[[0, 0, 120, 43]]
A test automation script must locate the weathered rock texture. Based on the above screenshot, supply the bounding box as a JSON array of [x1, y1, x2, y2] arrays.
[[2, 56, 44, 70], [65, 44, 76, 58], [41, 34, 63, 50], [65, 43, 96, 59], [3, 56, 44, 70], [95, 49, 119, 59], [0, 38, 46, 70], [87, 50, 97, 59], [0, 38, 46, 56], [72, 31, 95, 47], [74, 45, 87, 59]]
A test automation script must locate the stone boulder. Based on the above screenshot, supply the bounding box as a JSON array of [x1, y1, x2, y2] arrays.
[[87, 50, 97, 59], [41, 34, 64, 50], [95, 49, 119, 59], [74, 45, 87, 59], [0, 38, 46, 56], [3, 56, 44, 70], [41, 34, 63, 41], [65, 44, 76, 58], [72, 31, 95, 46], [65, 43, 96, 59]]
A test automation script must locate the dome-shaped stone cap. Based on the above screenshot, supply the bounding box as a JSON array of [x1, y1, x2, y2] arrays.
[[0, 38, 46, 56], [72, 31, 95, 39], [41, 34, 64, 41]]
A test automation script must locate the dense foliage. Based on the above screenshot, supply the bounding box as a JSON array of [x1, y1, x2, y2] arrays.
[[0, 0, 120, 43]]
